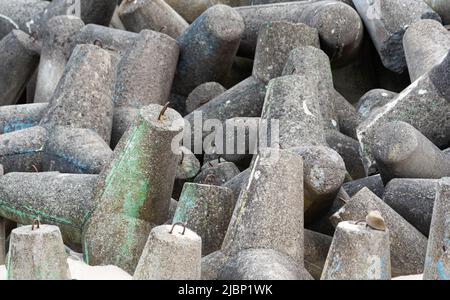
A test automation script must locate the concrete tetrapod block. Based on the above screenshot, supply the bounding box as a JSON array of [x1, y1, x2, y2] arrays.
[[183, 76, 267, 154], [343, 175, 384, 198], [79, 0, 117, 26], [118, 0, 188, 39], [325, 130, 365, 180], [185, 82, 226, 114], [321, 221, 391, 280], [40, 43, 115, 144], [352, 0, 441, 73], [356, 89, 398, 120], [0, 43, 115, 174], [384, 178, 438, 236], [172, 146, 201, 199], [83, 104, 184, 273], [424, 0, 450, 25], [202, 117, 259, 165], [172, 4, 244, 97], [331, 188, 428, 277], [194, 162, 240, 186], [0, 0, 49, 40], [403, 19, 450, 82], [371, 121, 450, 184], [173, 183, 234, 256], [357, 51, 450, 173], [34, 15, 85, 104], [0, 30, 39, 106], [283, 46, 339, 132], [7, 224, 71, 280], [290, 146, 346, 223], [133, 224, 201, 280], [72, 24, 139, 57], [111, 29, 179, 146], [252, 22, 320, 84], [0, 172, 98, 250], [0, 44, 116, 174], [222, 148, 305, 265], [234, 1, 363, 66], [424, 178, 450, 280], [261, 75, 325, 149], [304, 229, 332, 280]]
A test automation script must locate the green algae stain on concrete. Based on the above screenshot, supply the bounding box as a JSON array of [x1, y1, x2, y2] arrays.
[[118, 181, 150, 261], [173, 184, 197, 223]]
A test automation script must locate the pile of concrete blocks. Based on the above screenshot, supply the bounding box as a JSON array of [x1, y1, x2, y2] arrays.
[[0, 0, 448, 281]]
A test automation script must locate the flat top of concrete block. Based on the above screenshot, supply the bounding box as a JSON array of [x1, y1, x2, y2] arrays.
[[12, 224, 61, 236], [203, 4, 244, 41], [140, 104, 183, 132], [338, 221, 387, 237], [153, 224, 201, 244]]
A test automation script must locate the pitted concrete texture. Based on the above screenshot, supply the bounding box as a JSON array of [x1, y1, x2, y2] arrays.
[[174, 183, 234, 255], [173, 4, 244, 97], [331, 188, 428, 277], [83, 104, 184, 273], [133, 224, 201, 280], [7, 224, 71, 280], [119, 0, 188, 39], [321, 221, 391, 280], [252, 22, 320, 83], [218, 249, 313, 280], [0, 30, 39, 106]]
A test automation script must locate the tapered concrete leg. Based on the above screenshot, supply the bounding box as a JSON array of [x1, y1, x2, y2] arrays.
[[7, 224, 71, 280], [133, 224, 201, 280]]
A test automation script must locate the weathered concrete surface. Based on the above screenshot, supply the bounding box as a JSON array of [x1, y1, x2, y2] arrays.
[[356, 89, 398, 120], [0, 0, 49, 39], [283, 46, 339, 132], [34, 15, 85, 103], [252, 22, 320, 83], [261, 75, 325, 148], [133, 224, 201, 280], [331, 188, 428, 277], [185, 82, 226, 114], [352, 0, 441, 73], [40, 44, 115, 144], [83, 104, 184, 273], [343, 175, 384, 198], [183, 76, 267, 153], [7, 224, 71, 280], [235, 1, 364, 66], [0, 30, 39, 106], [372, 121, 450, 183], [321, 221, 391, 280], [173, 4, 244, 97], [290, 146, 346, 223], [357, 52, 450, 173], [325, 130, 365, 180], [194, 162, 240, 186], [112, 29, 179, 143], [384, 179, 437, 237], [173, 183, 234, 255], [0, 172, 97, 250], [118, 0, 188, 39], [424, 178, 450, 280], [219, 248, 313, 280], [424, 0, 450, 25], [222, 148, 305, 265], [304, 229, 332, 280], [72, 24, 138, 56], [0, 103, 46, 133], [403, 19, 450, 82]]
